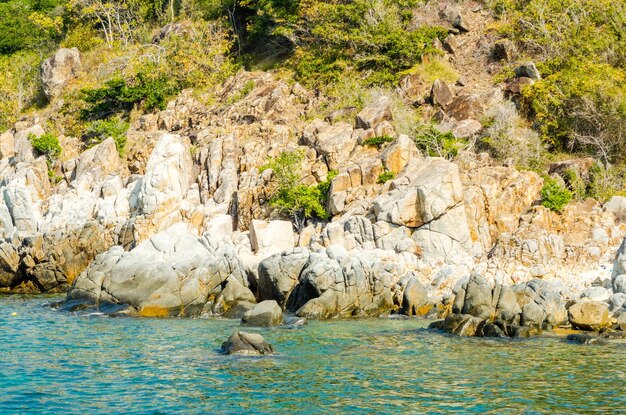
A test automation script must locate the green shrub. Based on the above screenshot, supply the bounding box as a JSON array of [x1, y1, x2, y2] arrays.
[[414, 125, 467, 159], [80, 72, 175, 120], [316, 169, 338, 200], [261, 150, 330, 227], [84, 119, 129, 155], [362, 135, 395, 148], [541, 177, 573, 212], [291, 0, 447, 86], [377, 171, 395, 184], [491, 0, 626, 163], [29, 133, 61, 161], [586, 163, 626, 202]]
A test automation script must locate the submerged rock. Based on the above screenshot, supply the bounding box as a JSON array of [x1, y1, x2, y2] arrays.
[[221, 332, 274, 355]]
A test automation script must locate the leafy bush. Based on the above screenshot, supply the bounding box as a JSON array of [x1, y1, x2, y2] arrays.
[[402, 56, 459, 84], [261, 150, 330, 228], [60, 24, 103, 52], [480, 98, 546, 170], [362, 135, 395, 148], [84, 118, 129, 155], [291, 0, 447, 86], [0, 0, 64, 55], [541, 177, 573, 212], [585, 163, 626, 202], [491, 0, 626, 163], [414, 125, 467, 159], [29, 132, 61, 161], [0, 51, 42, 130], [80, 72, 175, 120], [377, 171, 395, 184], [316, 170, 338, 200]]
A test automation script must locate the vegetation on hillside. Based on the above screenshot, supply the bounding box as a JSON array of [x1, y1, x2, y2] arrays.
[[0, 0, 624, 208]]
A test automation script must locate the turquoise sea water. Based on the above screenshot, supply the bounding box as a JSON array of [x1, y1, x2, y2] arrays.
[[1, 295, 625, 415]]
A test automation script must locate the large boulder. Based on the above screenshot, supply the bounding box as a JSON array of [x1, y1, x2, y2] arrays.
[[513, 279, 567, 327], [355, 96, 392, 129], [401, 276, 430, 316], [221, 332, 274, 355], [241, 300, 283, 327], [515, 62, 541, 80], [41, 48, 81, 100], [381, 134, 419, 174], [64, 223, 247, 317], [249, 220, 295, 254], [258, 248, 310, 308], [568, 301, 610, 331], [374, 158, 464, 228], [302, 121, 357, 171], [430, 79, 453, 109]]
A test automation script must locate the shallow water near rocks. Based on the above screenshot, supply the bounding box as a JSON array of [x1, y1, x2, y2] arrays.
[[1, 295, 625, 414]]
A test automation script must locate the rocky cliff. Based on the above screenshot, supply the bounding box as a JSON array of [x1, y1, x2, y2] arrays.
[[1, 69, 624, 334]]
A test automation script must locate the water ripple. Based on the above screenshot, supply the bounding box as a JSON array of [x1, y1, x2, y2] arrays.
[[1, 295, 625, 414]]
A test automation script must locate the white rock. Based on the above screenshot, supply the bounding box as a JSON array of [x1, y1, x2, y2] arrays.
[[249, 220, 295, 254]]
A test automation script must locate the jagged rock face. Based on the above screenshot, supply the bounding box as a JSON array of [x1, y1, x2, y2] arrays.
[[434, 274, 567, 338], [257, 246, 419, 319], [241, 300, 283, 327], [451, 274, 566, 328], [41, 48, 81, 100], [65, 223, 247, 317], [20, 221, 115, 292], [131, 133, 195, 243], [373, 157, 472, 262]]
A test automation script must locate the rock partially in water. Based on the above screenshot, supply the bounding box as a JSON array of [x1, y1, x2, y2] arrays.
[[433, 275, 564, 339], [401, 276, 430, 316], [242, 300, 283, 327], [221, 332, 274, 355], [221, 301, 256, 319], [63, 223, 248, 317], [568, 301, 610, 331], [567, 330, 626, 345]]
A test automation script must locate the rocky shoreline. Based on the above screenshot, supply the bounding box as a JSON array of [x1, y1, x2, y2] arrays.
[[0, 69, 625, 342]]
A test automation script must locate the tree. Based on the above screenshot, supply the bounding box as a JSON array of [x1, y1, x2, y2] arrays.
[[261, 150, 329, 229]]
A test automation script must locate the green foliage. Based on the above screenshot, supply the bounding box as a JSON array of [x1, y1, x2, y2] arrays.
[[80, 72, 175, 120], [290, 0, 446, 86], [561, 168, 587, 200], [261, 150, 330, 226], [0, 0, 64, 55], [522, 62, 626, 162], [362, 135, 395, 148], [492, 0, 626, 163], [541, 177, 573, 212], [316, 169, 338, 200], [60, 24, 103, 51], [84, 118, 129, 155], [585, 163, 626, 202], [29, 133, 62, 161], [414, 125, 467, 159], [402, 56, 459, 84], [377, 171, 395, 184], [0, 51, 42, 131]]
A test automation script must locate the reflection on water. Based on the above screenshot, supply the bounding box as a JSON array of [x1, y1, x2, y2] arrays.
[[1, 295, 625, 414]]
